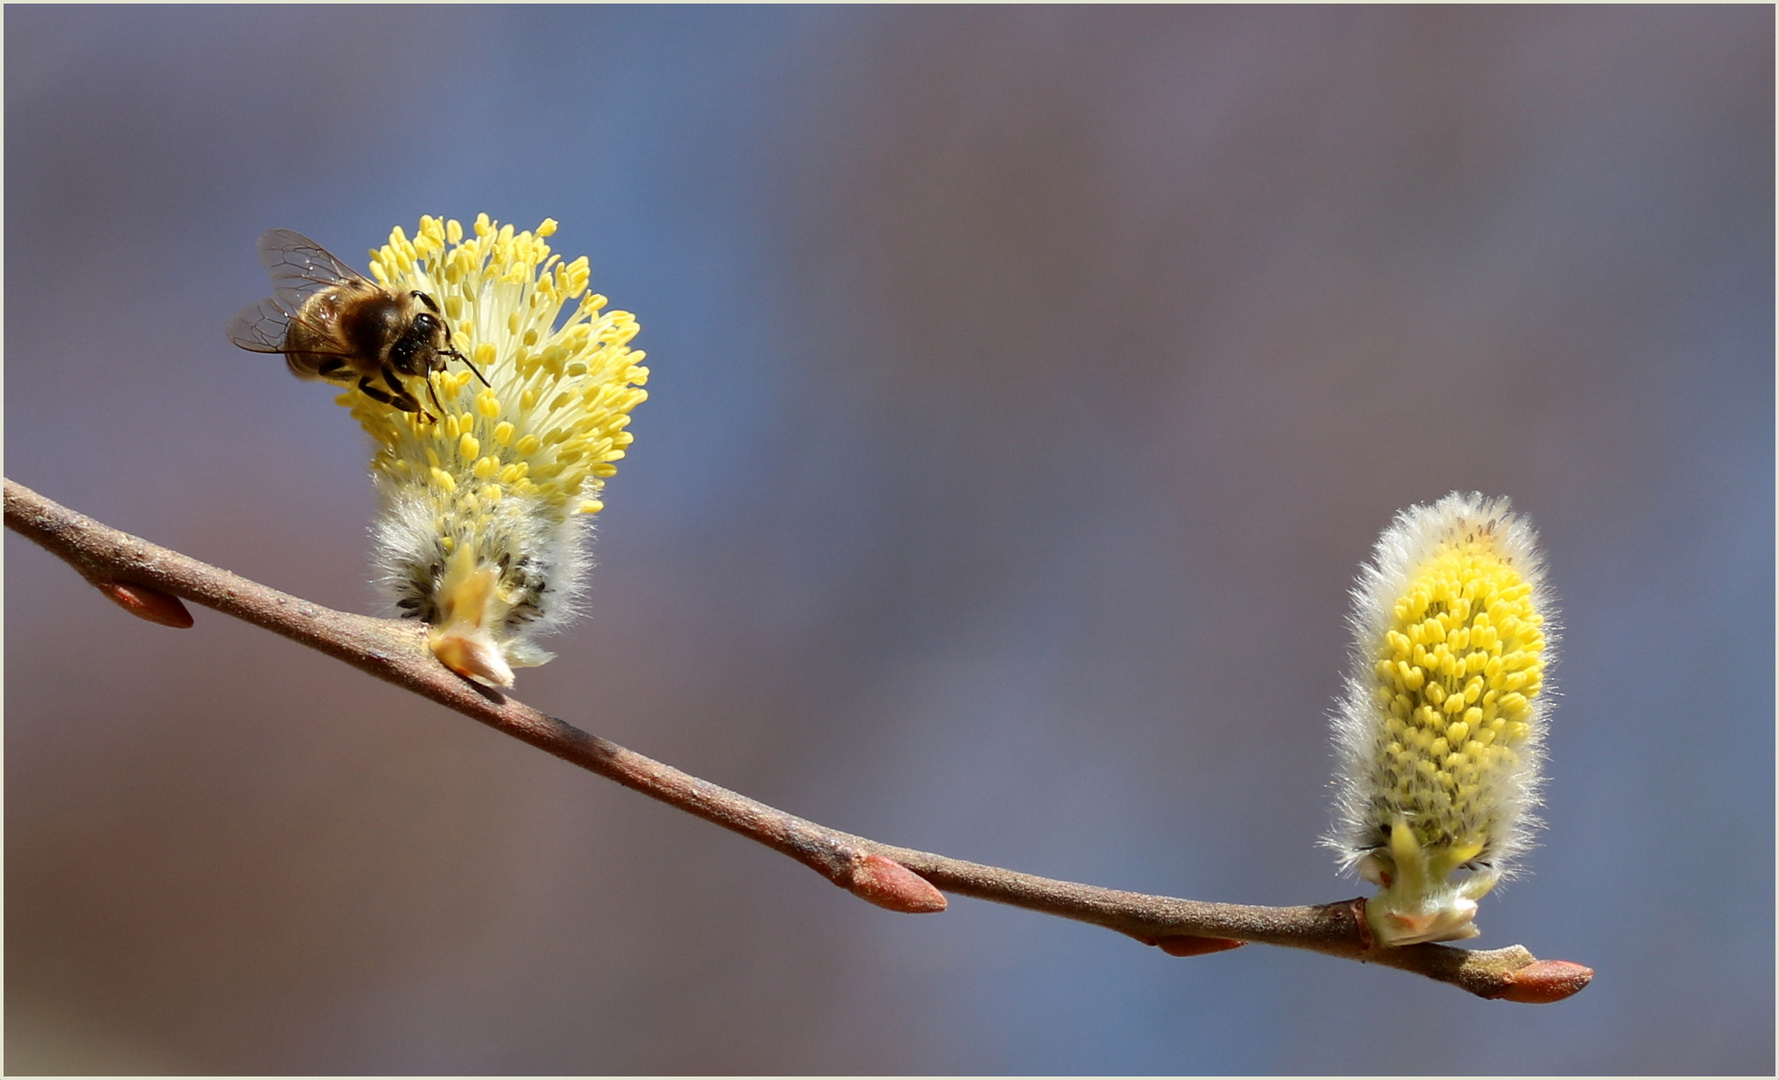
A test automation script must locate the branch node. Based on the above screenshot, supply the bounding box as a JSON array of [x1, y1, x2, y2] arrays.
[[1352, 897, 1374, 951], [844, 853, 947, 914]]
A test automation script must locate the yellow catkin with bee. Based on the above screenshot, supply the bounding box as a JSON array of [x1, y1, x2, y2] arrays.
[[1327, 492, 1557, 946], [338, 215, 648, 687]]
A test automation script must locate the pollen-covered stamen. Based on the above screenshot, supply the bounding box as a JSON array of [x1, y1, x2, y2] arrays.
[[1369, 533, 1547, 866]]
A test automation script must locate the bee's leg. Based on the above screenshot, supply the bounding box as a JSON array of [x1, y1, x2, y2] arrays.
[[391, 388, 429, 418], [424, 375, 448, 419], [358, 375, 430, 421], [357, 376, 400, 408], [383, 368, 434, 422]]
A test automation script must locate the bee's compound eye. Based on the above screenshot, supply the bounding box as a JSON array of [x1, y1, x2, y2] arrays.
[[412, 312, 440, 334]]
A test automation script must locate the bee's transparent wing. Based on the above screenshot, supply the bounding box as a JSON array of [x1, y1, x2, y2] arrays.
[[226, 230, 366, 353], [256, 228, 368, 303], [225, 294, 299, 352]]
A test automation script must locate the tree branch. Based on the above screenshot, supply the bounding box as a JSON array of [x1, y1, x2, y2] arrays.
[[4, 477, 1591, 1003]]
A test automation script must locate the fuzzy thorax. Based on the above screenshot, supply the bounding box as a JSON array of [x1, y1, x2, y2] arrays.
[[1328, 493, 1555, 946], [345, 215, 648, 685]]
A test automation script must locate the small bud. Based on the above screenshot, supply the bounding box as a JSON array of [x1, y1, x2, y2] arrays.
[[844, 853, 947, 914], [94, 579, 193, 628], [1154, 935, 1245, 957], [1499, 959, 1594, 1004]]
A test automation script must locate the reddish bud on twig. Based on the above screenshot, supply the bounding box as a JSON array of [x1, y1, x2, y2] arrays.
[[845, 853, 947, 913], [1499, 959, 1594, 1003], [1154, 934, 1246, 957], [93, 579, 194, 628]]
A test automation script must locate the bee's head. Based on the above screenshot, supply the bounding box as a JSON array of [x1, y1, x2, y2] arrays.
[[406, 289, 480, 381]]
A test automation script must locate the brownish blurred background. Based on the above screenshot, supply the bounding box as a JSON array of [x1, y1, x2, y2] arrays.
[[6, 6, 1772, 1073]]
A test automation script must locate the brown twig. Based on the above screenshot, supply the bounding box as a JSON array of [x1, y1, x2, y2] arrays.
[[4, 477, 1592, 1002]]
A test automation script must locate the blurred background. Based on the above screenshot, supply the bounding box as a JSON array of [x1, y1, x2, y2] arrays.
[[5, 6, 1771, 1074]]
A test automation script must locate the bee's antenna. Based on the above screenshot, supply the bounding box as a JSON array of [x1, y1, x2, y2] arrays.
[[458, 351, 492, 389]]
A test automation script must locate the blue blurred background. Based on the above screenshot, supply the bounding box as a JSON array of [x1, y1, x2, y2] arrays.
[[6, 6, 1772, 1073]]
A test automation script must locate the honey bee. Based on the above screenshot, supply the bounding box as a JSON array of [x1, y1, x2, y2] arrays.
[[227, 229, 485, 418]]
